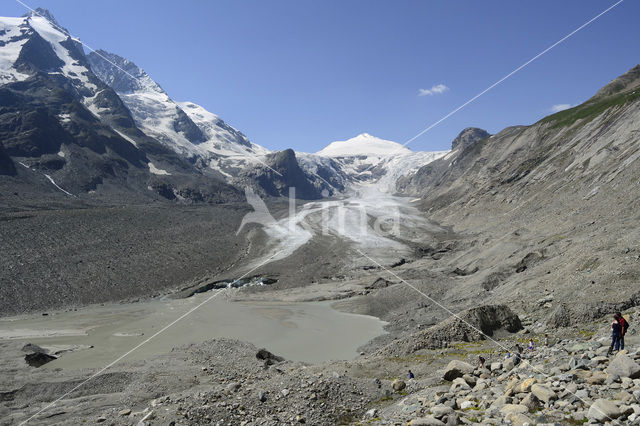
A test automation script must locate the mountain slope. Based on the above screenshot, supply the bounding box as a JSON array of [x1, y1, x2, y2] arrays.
[[86, 50, 271, 178], [0, 9, 241, 203], [396, 64, 640, 321]]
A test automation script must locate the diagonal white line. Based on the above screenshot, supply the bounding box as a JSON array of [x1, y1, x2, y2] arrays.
[[18, 249, 285, 425], [394, 0, 625, 154], [355, 248, 615, 422], [15, 0, 139, 81], [14, 0, 284, 177]]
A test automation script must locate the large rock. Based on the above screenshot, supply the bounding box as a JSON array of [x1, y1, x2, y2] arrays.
[[443, 360, 475, 381], [450, 377, 471, 392], [24, 352, 57, 367], [430, 404, 453, 419], [531, 384, 557, 403], [587, 398, 622, 422], [505, 413, 534, 426], [256, 348, 284, 367], [392, 379, 406, 392], [408, 416, 446, 426], [499, 404, 528, 415], [514, 378, 537, 393], [521, 393, 539, 411], [606, 353, 640, 379]]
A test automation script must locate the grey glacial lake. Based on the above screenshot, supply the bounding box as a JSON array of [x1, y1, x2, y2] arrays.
[[0, 291, 387, 369]]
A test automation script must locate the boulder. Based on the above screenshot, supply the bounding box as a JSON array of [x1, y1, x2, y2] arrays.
[[408, 416, 446, 426], [499, 404, 528, 415], [606, 353, 640, 379], [256, 348, 284, 365], [569, 357, 589, 370], [505, 412, 534, 426], [459, 401, 475, 410], [24, 352, 57, 368], [521, 393, 539, 411], [531, 384, 557, 403], [503, 357, 516, 371], [450, 377, 471, 393], [587, 371, 607, 385], [392, 379, 406, 392], [514, 378, 537, 393], [443, 360, 475, 381], [587, 398, 622, 422], [430, 404, 453, 419]]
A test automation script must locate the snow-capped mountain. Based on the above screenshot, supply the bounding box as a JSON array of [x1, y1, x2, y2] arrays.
[[306, 133, 449, 192], [0, 8, 448, 200], [317, 133, 411, 157], [86, 50, 270, 178], [0, 8, 244, 202]]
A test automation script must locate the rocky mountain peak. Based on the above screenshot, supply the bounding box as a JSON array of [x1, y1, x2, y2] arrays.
[[451, 127, 490, 151], [593, 64, 640, 99], [87, 50, 153, 94], [23, 8, 60, 27]]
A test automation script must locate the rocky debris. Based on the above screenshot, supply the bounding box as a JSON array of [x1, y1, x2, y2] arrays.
[[368, 310, 640, 425], [378, 305, 522, 355]]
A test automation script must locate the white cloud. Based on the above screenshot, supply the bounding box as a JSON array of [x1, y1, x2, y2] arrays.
[[418, 84, 449, 96], [550, 103, 572, 113]]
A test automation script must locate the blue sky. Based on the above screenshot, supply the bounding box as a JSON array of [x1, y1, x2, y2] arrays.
[[3, 1, 639, 152]]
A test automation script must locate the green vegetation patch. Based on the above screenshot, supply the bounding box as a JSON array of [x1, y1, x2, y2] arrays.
[[539, 89, 640, 130]]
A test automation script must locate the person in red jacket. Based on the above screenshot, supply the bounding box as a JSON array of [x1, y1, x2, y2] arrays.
[[616, 311, 629, 350]]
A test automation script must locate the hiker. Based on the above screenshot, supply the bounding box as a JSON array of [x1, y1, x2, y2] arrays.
[[616, 311, 629, 350], [477, 355, 485, 369], [544, 333, 549, 347], [608, 313, 623, 355], [528, 339, 534, 352], [408, 370, 414, 379]]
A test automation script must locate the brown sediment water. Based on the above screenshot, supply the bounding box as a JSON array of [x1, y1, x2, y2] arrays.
[[0, 291, 387, 369]]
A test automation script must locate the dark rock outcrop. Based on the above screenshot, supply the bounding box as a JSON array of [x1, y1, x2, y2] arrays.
[[244, 149, 327, 199], [378, 305, 522, 356], [0, 143, 16, 175], [451, 127, 491, 151]]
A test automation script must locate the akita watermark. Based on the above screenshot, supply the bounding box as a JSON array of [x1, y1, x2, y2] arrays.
[[237, 186, 402, 240]]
